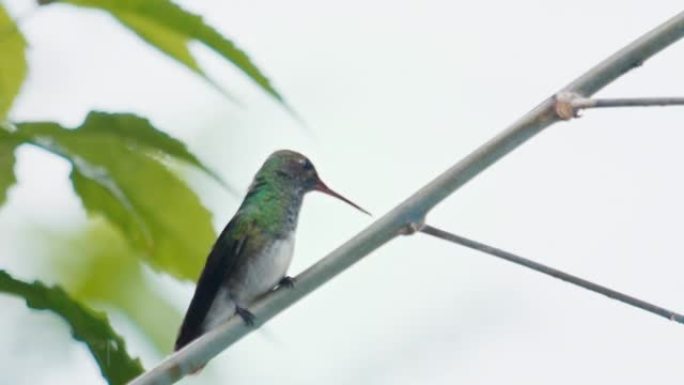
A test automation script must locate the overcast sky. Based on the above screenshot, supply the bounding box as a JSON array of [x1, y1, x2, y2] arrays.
[[1, 1, 684, 384]]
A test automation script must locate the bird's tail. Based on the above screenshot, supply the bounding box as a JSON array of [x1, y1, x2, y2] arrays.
[[175, 322, 201, 352]]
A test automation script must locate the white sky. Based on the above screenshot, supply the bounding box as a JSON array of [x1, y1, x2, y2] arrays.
[[1, 1, 684, 384]]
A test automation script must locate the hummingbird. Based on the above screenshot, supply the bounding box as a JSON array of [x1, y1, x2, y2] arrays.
[[175, 150, 369, 351]]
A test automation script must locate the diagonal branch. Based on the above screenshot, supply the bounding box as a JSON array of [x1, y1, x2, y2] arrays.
[[420, 225, 684, 323], [128, 10, 684, 385]]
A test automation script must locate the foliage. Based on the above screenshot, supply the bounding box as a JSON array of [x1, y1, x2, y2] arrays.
[[38, 219, 184, 353], [0, 137, 16, 205], [0, 0, 290, 382], [0, 4, 26, 119], [59, 0, 288, 106], [6, 112, 216, 281], [0, 269, 144, 385]]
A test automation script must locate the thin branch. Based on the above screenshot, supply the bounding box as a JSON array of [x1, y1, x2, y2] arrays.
[[420, 225, 684, 323], [128, 11, 684, 385], [554, 92, 684, 118], [576, 97, 684, 108]]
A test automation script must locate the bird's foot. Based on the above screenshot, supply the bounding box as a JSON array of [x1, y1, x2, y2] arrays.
[[278, 276, 296, 289], [235, 306, 255, 326]]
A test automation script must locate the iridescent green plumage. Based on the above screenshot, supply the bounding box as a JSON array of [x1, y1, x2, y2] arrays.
[[236, 151, 308, 235]]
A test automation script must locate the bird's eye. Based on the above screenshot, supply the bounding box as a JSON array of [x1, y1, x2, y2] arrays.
[[302, 160, 313, 170]]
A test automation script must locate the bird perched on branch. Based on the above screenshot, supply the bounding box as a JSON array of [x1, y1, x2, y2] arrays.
[[175, 150, 369, 351]]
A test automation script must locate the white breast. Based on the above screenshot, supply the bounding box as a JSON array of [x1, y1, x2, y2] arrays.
[[202, 235, 296, 331], [233, 235, 295, 304]]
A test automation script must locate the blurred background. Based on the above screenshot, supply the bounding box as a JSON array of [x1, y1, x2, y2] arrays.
[[1, 0, 684, 384]]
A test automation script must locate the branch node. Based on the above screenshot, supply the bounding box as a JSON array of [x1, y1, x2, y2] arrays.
[[398, 218, 426, 235], [553, 91, 587, 120]]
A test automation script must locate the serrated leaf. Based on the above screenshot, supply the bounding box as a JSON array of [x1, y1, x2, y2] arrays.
[[0, 5, 27, 119], [63, 0, 288, 106], [14, 115, 216, 280], [116, 10, 201, 72], [0, 138, 17, 205], [0, 269, 144, 385], [78, 111, 234, 191]]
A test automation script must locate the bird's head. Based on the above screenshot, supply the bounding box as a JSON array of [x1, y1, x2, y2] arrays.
[[262, 150, 370, 215]]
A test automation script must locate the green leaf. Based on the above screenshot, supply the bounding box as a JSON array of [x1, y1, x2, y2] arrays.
[[116, 10, 201, 73], [77, 111, 234, 192], [0, 269, 144, 385], [0, 5, 27, 119], [38, 219, 183, 353], [63, 0, 288, 106], [0, 137, 17, 205], [14, 114, 216, 280]]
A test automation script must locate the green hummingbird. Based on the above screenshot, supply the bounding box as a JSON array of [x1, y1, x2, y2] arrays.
[[175, 150, 369, 351]]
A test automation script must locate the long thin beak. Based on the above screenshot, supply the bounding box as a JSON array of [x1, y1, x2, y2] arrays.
[[315, 180, 371, 216]]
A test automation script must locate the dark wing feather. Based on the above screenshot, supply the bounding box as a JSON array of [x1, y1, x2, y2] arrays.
[[175, 219, 248, 351]]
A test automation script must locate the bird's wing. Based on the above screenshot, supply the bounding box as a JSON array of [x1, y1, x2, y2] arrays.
[[175, 218, 249, 351]]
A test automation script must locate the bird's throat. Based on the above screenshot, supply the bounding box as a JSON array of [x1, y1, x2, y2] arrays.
[[240, 180, 304, 236]]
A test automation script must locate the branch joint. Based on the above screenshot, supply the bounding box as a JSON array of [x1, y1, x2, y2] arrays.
[[398, 217, 426, 236], [553, 91, 589, 120]]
